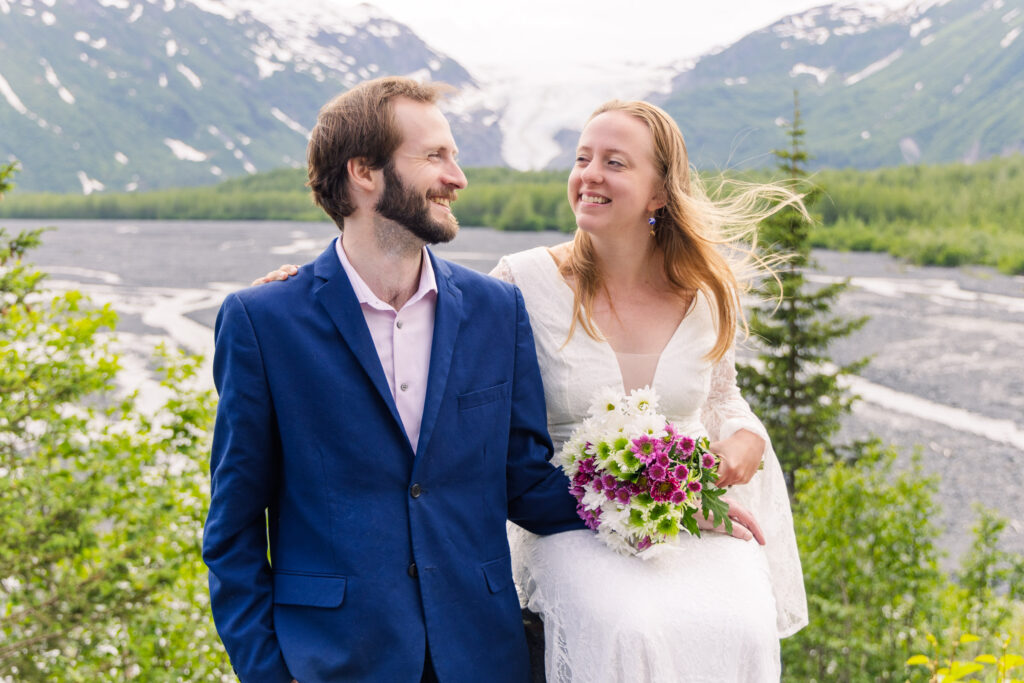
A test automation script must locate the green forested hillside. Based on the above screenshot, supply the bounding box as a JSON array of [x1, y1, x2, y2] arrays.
[[1, 159, 1022, 272]]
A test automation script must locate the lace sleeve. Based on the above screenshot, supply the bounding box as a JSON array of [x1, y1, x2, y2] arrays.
[[701, 347, 768, 455], [489, 258, 516, 285], [703, 348, 809, 638]]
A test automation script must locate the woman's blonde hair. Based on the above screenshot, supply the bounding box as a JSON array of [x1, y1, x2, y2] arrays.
[[560, 99, 803, 362]]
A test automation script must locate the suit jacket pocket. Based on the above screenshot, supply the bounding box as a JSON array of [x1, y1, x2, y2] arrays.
[[273, 571, 347, 608], [457, 381, 511, 411], [481, 556, 514, 594]]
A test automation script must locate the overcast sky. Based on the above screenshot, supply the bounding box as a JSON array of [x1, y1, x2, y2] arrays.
[[366, 0, 914, 71]]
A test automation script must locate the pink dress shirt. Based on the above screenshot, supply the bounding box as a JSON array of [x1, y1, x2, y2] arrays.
[[336, 239, 437, 453]]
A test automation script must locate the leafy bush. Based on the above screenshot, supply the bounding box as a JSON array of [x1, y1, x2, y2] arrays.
[[1, 163, 230, 680]]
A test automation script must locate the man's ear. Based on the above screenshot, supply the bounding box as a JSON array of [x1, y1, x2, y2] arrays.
[[347, 157, 379, 193]]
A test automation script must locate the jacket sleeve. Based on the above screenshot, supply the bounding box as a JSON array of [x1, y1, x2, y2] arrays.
[[202, 293, 293, 683], [504, 286, 586, 535]]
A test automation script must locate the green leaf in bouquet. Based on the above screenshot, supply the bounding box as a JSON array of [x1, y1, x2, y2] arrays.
[[629, 508, 647, 527], [681, 510, 701, 537], [701, 488, 733, 534]]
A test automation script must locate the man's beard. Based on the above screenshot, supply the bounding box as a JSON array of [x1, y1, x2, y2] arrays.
[[374, 163, 458, 245]]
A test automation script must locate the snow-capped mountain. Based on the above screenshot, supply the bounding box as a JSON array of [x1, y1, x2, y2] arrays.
[[2, 0, 1020, 193], [0, 0, 502, 193], [544, 0, 1024, 170]]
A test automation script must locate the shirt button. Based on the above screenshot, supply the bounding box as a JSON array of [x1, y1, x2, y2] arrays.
[[410, 483, 422, 498], [400, 382, 409, 392], [396, 320, 403, 329], [407, 562, 418, 578]]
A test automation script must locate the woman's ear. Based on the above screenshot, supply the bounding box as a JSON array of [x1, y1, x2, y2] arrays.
[[647, 186, 668, 214]]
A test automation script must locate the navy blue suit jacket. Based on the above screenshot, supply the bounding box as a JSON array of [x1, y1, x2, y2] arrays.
[[203, 240, 583, 682]]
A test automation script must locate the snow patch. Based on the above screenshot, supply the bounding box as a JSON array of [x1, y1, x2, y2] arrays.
[[42, 10, 55, 24], [158, 73, 168, 88], [99, 0, 131, 8], [270, 107, 311, 138], [41, 59, 75, 104], [0, 0, 9, 14], [125, 181, 139, 192], [74, 31, 108, 49], [921, 34, 937, 46], [115, 152, 129, 164], [1005, 8, 1021, 22], [428, 59, 441, 71], [899, 137, 921, 163], [128, 4, 143, 21], [915, 81, 924, 91], [952, 73, 971, 95], [163, 138, 208, 161], [723, 77, 748, 86], [166, 39, 178, 57], [77, 171, 105, 195], [861, 130, 871, 139], [176, 63, 202, 89], [254, 56, 285, 78], [909, 18, 932, 37], [1001, 27, 1021, 48], [790, 63, 831, 85], [242, 160, 257, 174], [0, 71, 28, 114], [844, 49, 903, 86], [210, 166, 223, 176]]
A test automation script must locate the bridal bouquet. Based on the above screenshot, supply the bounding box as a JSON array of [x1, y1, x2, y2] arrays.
[[554, 386, 731, 556]]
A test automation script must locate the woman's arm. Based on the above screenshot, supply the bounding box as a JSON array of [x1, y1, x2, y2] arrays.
[[702, 347, 768, 487]]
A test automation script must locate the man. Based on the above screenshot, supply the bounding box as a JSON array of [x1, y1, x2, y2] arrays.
[[202, 77, 584, 682]]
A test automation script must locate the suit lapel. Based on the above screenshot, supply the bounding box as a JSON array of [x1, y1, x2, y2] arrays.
[[415, 250, 463, 457], [312, 240, 406, 439]]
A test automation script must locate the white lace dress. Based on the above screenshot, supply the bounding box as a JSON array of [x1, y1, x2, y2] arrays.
[[493, 248, 807, 683]]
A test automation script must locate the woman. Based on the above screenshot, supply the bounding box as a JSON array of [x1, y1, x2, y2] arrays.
[[492, 101, 806, 681], [257, 100, 807, 681]]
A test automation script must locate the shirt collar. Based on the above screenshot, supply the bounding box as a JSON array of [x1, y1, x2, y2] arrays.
[[335, 237, 437, 312]]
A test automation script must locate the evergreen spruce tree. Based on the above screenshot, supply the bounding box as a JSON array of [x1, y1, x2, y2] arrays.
[[737, 92, 868, 491]]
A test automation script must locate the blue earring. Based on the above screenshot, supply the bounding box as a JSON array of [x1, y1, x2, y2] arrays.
[[648, 216, 656, 236]]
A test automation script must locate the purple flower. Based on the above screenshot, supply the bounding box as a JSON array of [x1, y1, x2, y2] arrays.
[[593, 477, 604, 492], [701, 453, 717, 469], [677, 436, 695, 455], [602, 474, 618, 490], [688, 480, 703, 493], [670, 489, 687, 504], [650, 480, 676, 502], [648, 463, 668, 481], [615, 488, 631, 505], [570, 485, 585, 499], [636, 536, 653, 551], [630, 434, 660, 464], [673, 464, 689, 481], [655, 451, 671, 468], [578, 457, 597, 476]]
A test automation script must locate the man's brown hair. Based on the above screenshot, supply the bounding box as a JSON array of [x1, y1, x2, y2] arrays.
[[307, 77, 450, 228]]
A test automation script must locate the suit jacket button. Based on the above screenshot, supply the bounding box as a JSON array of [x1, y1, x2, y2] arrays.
[[407, 562, 418, 578], [410, 483, 422, 498]]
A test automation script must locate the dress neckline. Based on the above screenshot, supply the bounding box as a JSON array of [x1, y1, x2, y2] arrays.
[[538, 247, 700, 392]]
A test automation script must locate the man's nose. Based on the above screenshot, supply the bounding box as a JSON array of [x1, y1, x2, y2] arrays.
[[442, 160, 467, 190]]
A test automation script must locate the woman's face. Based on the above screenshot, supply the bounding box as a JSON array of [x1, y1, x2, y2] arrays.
[[568, 111, 665, 238]]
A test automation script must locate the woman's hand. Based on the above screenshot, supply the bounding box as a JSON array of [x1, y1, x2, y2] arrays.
[[696, 497, 766, 545], [251, 264, 298, 286], [710, 429, 765, 488]]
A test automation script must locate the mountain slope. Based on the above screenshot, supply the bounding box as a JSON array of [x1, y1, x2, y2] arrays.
[[545, 0, 1023, 170], [0, 0, 502, 193]]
